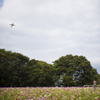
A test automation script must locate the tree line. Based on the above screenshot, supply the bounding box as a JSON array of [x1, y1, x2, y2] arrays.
[[0, 48, 100, 87]]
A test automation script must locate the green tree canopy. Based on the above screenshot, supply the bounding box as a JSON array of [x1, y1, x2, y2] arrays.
[[0, 49, 99, 87], [53, 54, 99, 86], [25, 60, 55, 87], [0, 49, 29, 87]]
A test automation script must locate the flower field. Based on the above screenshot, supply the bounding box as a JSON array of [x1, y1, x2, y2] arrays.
[[0, 87, 100, 100]]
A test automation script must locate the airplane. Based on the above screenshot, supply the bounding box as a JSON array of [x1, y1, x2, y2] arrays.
[[9, 23, 15, 27]]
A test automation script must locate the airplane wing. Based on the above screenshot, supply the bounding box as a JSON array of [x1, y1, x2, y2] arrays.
[[9, 23, 15, 27]]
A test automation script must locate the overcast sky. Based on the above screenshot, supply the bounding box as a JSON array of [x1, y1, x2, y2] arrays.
[[0, 0, 100, 74]]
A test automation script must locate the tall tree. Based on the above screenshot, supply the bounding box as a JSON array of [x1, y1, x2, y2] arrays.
[[1, 49, 99, 87], [0, 49, 29, 87], [26, 60, 55, 87], [53, 54, 99, 86]]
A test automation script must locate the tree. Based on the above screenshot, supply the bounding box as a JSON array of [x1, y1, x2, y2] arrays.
[[0, 49, 29, 87], [97, 75, 100, 84], [26, 60, 55, 87], [0, 49, 55, 87], [62, 74, 75, 86], [53, 54, 99, 86], [1, 49, 99, 87], [91, 68, 100, 84]]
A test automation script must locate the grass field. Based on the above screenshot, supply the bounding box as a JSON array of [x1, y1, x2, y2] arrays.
[[0, 87, 100, 100]]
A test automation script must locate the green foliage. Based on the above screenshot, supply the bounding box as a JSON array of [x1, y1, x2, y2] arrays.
[[0, 49, 55, 87], [26, 60, 55, 87], [97, 75, 100, 84], [0, 49, 29, 87], [0, 49, 99, 87], [62, 74, 75, 86], [53, 54, 99, 86]]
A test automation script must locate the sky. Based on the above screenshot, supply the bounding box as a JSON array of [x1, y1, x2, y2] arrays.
[[0, 0, 100, 74]]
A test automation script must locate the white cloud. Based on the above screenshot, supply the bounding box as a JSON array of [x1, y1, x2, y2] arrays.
[[0, 0, 100, 73]]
